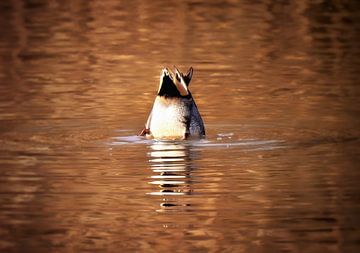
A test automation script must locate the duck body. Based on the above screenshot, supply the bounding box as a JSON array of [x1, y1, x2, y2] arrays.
[[140, 67, 205, 140]]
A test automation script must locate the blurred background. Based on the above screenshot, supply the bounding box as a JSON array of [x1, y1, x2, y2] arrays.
[[0, 0, 359, 252]]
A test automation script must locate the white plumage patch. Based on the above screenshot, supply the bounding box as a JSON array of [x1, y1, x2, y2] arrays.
[[149, 97, 190, 140]]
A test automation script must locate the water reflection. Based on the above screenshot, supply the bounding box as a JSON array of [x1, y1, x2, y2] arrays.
[[147, 141, 197, 212]]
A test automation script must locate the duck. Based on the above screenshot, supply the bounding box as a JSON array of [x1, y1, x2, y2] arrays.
[[139, 66, 205, 140]]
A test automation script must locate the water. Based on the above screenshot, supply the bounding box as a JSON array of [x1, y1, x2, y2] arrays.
[[1, 0, 360, 252]]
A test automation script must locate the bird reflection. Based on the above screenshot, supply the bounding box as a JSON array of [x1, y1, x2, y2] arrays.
[[147, 141, 196, 212]]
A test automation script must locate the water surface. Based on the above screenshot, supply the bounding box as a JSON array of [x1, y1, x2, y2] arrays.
[[0, 0, 359, 252]]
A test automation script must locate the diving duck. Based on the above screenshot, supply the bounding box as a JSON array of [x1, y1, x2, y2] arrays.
[[139, 67, 205, 140]]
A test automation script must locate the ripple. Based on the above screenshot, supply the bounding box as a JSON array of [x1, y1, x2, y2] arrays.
[[110, 134, 287, 151]]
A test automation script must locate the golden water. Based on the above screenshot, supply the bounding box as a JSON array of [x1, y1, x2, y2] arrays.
[[0, 0, 359, 252]]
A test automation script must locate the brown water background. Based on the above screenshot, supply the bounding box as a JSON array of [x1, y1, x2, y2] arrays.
[[0, 0, 359, 252]]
